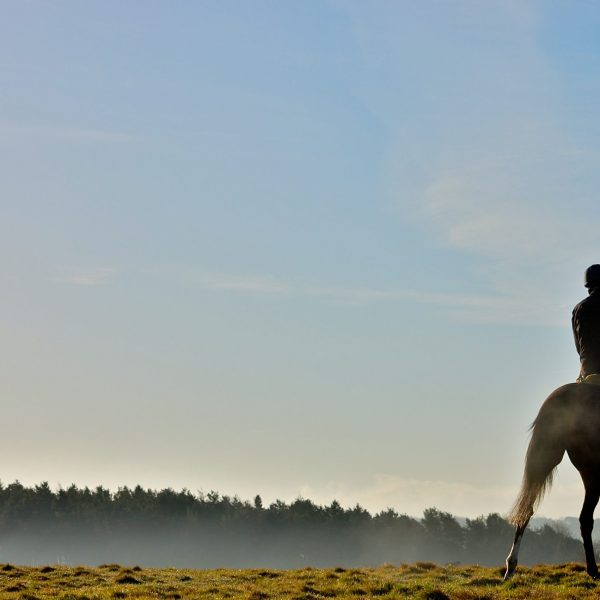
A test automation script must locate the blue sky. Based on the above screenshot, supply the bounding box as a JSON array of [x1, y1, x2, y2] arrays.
[[2, 1, 600, 517]]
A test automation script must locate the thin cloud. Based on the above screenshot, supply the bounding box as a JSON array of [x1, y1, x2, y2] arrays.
[[422, 152, 600, 263], [0, 122, 133, 143], [418, 137, 600, 321], [188, 270, 559, 325], [51, 267, 117, 286], [298, 474, 516, 518], [346, 1, 595, 316], [198, 273, 292, 295], [298, 472, 581, 518]]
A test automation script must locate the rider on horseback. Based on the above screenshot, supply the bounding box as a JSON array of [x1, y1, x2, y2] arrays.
[[572, 264, 600, 382], [505, 264, 600, 580]]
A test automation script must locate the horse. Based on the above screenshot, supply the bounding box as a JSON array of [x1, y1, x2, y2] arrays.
[[504, 382, 600, 579]]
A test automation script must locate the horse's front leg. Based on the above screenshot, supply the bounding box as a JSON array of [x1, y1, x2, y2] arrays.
[[580, 482, 600, 579]]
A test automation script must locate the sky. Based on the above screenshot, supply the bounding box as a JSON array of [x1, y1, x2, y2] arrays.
[[2, 0, 600, 519]]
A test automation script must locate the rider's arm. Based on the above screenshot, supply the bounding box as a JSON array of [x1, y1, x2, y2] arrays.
[[572, 308, 581, 356]]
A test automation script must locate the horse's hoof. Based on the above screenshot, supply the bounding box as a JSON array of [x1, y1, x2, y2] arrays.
[[586, 566, 599, 580]]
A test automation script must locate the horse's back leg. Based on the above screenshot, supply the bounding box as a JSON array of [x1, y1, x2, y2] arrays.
[[580, 477, 600, 579], [504, 518, 531, 580], [505, 413, 565, 579]]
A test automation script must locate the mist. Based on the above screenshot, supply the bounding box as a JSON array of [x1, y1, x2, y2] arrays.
[[0, 482, 583, 568]]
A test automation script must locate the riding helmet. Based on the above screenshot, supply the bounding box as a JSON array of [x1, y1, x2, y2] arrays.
[[584, 264, 600, 289]]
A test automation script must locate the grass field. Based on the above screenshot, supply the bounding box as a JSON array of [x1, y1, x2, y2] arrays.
[[0, 561, 598, 599]]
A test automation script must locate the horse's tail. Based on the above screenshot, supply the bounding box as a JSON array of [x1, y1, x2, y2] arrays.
[[508, 408, 566, 528]]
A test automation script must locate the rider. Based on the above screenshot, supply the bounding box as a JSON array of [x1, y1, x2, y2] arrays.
[[572, 264, 600, 382]]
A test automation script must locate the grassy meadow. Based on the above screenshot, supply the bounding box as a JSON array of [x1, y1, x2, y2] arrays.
[[0, 561, 598, 599]]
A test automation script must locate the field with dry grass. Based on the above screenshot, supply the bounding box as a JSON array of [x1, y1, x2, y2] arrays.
[[0, 561, 598, 599]]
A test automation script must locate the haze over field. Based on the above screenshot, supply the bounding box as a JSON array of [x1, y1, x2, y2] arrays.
[[2, 2, 600, 519]]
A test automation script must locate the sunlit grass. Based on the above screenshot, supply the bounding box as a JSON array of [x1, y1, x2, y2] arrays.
[[0, 562, 597, 599]]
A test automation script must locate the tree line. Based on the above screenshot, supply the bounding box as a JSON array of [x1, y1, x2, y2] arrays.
[[0, 481, 584, 567]]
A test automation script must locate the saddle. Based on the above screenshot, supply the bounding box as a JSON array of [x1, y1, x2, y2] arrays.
[[583, 374, 600, 385]]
